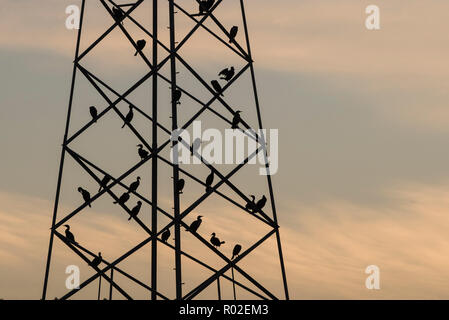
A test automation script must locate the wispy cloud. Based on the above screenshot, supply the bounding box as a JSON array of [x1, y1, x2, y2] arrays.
[[3, 182, 449, 299]]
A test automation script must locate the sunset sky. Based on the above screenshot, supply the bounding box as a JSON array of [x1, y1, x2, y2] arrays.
[[2, 0, 449, 299]]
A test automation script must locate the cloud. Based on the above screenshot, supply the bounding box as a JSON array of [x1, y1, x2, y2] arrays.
[[3, 181, 449, 299], [3, 0, 449, 133], [282, 183, 449, 299]]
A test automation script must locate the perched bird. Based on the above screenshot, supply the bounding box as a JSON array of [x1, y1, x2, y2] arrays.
[[112, 7, 124, 24], [211, 80, 224, 97], [231, 110, 242, 129], [77, 187, 91, 207], [255, 195, 267, 213], [176, 178, 185, 194], [128, 201, 142, 221], [205, 170, 214, 192], [173, 89, 182, 105], [134, 39, 146, 56], [129, 176, 141, 193], [229, 26, 238, 43], [190, 138, 201, 156], [232, 244, 242, 260], [137, 144, 149, 160], [161, 228, 171, 243], [114, 192, 130, 205], [210, 233, 225, 248], [245, 195, 256, 212], [199, 0, 215, 14], [98, 174, 112, 192], [188, 215, 203, 233], [64, 225, 77, 244], [121, 104, 134, 128], [89, 106, 98, 122], [219, 67, 235, 82], [90, 252, 102, 268]]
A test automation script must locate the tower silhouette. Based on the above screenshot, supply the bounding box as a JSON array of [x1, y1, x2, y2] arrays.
[[42, 0, 289, 300]]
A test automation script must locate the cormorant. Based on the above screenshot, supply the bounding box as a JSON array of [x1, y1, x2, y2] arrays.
[[77, 187, 91, 207], [199, 0, 215, 14], [114, 192, 130, 205], [232, 244, 242, 260], [64, 225, 77, 244], [128, 201, 142, 221], [137, 144, 149, 160], [98, 174, 112, 192], [121, 104, 134, 128], [190, 138, 201, 156], [231, 110, 242, 129], [219, 67, 235, 82], [205, 170, 214, 192], [188, 215, 203, 233], [90, 252, 102, 268], [229, 26, 238, 43], [211, 80, 224, 97], [134, 39, 146, 56], [255, 195, 267, 213], [89, 106, 98, 122], [161, 228, 171, 243], [129, 176, 141, 193], [245, 195, 256, 212], [176, 178, 185, 194], [112, 7, 124, 24], [210, 233, 225, 248], [173, 89, 182, 105]]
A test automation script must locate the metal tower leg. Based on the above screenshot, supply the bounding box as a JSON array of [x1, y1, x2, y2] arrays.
[[239, 0, 290, 300], [151, 0, 159, 301], [169, 0, 183, 300], [42, 0, 86, 300]]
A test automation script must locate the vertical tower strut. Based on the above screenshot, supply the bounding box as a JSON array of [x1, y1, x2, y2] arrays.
[[151, 0, 159, 300], [42, 0, 86, 300]]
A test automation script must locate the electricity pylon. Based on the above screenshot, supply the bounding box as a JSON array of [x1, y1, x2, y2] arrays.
[[42, 0, 289, 300]]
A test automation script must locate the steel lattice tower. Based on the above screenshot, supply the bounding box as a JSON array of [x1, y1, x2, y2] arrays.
[[42, 0, 289, 300]]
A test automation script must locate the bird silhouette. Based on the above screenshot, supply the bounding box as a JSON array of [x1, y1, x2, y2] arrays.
[[245, 195, 256, 212], [231, 110, 242, 129], [161, 228, 171, 243], [114, 192, 130, 205], [64, 225, 77, 244], [205, 170, 214, 192], [173, 89, 182, 105], [190, 138, 201, 156], [98, 174, 112, 192], [219, 67, 235, 82], [188, 215, 203, 233], [129, 176, 141, 193], [199, 0, 215, 14], [121, 104, 134, 128], [89, 106, 98, 122], [112, 7, 124, 24], [210, 233, 225, 248], [175, 178, 185, 194], [128, 201, 142, 221], [137, 144, 149, 160], [211, 80, 224, 97], [134, 39, 146, 56], [232, 244, 242, 260], [90, 252, 102, 268], [77, 187, 91, 207], [229, 26, 238, 43], [255, 195, 267, 213]]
